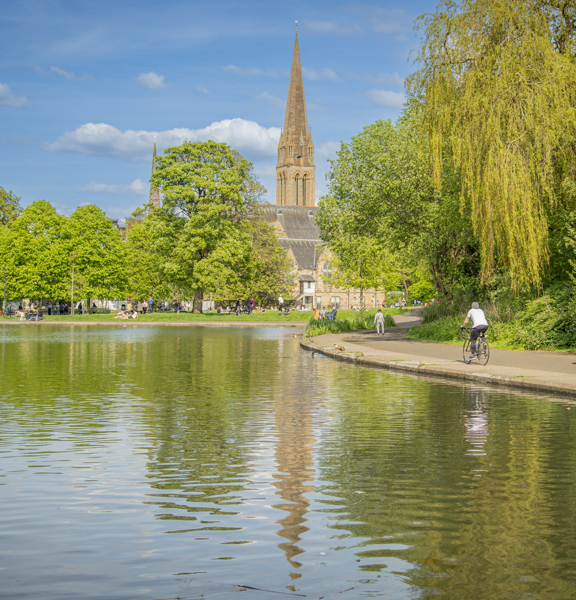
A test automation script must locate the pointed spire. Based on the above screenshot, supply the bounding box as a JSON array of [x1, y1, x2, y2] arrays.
[[283, 30, 308, 137], [149, 138, 160, 209]]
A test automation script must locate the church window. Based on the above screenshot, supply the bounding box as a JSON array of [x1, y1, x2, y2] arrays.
[[323, 262, 333, 282], [302, 177, 306, 205], [289, 145, 292, 156], [294, 177, 298, 205]]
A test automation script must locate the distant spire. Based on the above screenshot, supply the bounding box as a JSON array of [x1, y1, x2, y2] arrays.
[[283, 30, 308, 137], [149, 138, 160, 210]]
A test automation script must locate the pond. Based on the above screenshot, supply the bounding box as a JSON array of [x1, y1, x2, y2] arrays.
[[1, 325, 576, 600]]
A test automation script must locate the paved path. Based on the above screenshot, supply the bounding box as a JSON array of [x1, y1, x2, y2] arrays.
[[301, 310, 576, 397]]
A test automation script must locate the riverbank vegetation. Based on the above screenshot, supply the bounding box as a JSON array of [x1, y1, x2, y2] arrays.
[[317, 0, 576, 350], [305, 308, 402, 337]]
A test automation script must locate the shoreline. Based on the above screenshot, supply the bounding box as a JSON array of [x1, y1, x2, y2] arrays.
[[1, 320, 307, 328], [300, 334, 576, 398]]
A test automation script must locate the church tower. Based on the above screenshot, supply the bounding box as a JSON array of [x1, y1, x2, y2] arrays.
[[276, 29, 315, 206], [149, 141, 160, 210]]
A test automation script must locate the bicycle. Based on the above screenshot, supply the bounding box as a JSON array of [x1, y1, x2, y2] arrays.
[[461, 327, 490, 366]]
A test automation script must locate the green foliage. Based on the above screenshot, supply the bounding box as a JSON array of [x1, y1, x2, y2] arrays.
[[240, 218, 296, 301], [66, 205, 128, 300], [409, 280, 436, 303], [0, 187, 22, 226], [305, 309, 402, 337], [4, 200, 69, 300], [410, 285, 576, 351], [317, 111, 475, 300], [126, 216, 172, 301], [408, 0, 576, 287], [149, 141, 260, 311]]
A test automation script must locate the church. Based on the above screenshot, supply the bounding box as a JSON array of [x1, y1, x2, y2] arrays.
[[259, 31, 385, 310], [147, 31, 385, 310]]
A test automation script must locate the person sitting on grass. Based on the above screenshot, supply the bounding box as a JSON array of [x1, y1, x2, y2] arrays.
[[327, 308, 337, 320], [114, 310, 129, 320], [129, 310, 138, 319]]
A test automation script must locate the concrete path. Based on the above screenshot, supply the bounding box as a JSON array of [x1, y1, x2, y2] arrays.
[[301, 310, 576, 397]]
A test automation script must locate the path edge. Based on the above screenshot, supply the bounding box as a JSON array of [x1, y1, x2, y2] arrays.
[[300, 337, 576, 397]]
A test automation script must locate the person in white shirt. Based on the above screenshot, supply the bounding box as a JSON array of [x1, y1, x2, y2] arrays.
[[461, 302, 489, 357], [374, 309, 385, 335]]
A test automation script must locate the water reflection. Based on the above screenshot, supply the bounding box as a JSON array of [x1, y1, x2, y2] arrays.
[[2, 325, 576, 600], [272, 386, 315, 582], [463, 389, 490, 457]]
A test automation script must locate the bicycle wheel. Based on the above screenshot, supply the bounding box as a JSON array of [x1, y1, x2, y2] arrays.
[[463, 339, 472, 364], [477, 339, 490, 366]]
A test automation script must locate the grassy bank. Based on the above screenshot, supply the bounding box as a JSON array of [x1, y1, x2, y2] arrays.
[[305, 308, 403, 336], [407, 287, 576, 352], [5, 308, 391, 324]]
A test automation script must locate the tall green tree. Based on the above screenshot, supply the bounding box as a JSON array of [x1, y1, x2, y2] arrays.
[[317, 113, 475, 299], [240, 218, 296, 302], [3, 200, 69, 300], [66, 205, 128, 307], [407, 0, 576, 287], [149, 141, 259, 312]]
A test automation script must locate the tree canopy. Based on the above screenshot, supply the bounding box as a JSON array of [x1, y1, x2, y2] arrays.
[[407, 0, 576, 288]]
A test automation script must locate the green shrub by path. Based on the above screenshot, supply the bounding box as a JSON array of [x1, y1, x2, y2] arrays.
[[408, 286, 576, 352], [305, 309, 402, 337]]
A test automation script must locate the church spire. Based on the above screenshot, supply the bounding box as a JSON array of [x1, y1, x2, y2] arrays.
[[275, 28, 315, 206], [283, 30, 308, 137], [149, 140, 160, 210]]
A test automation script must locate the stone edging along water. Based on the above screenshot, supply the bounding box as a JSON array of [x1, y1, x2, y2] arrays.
[[300, 336, 576, 398]]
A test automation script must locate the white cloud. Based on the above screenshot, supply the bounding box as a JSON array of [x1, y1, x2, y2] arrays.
[[44, 119, 282, 161], [303, 20, 361, 35], [254, 92, 284, 109], [317, 141, 340, 161], [222, 65, 277, 77], [50, 66, 92, 81], [0, 83, 29, 107], [348, 71, 404, 87], [195, 84, 209, 94], [79, 179, 147, 195], [365, 89, 406, 107], [302, 67, 339, 82], [137, 72, 166, 90]]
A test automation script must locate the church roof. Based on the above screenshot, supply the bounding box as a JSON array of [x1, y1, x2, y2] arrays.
[[278, 239, 318, 270], [259, 205, 321, 241]]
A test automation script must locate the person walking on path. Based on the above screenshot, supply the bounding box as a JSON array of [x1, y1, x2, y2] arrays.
[[374, 309, 385, 335], [278, 295, 284, 312], [461, 302, 489, 357]]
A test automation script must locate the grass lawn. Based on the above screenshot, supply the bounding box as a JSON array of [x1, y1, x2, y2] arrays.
[[4, 308, 408, 324], [8, 309, 362, 323]]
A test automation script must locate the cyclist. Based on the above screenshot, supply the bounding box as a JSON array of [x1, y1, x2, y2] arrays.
[[461, 302, 489, 358]]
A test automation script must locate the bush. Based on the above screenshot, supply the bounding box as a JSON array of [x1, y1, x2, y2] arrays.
[[410, 285, 576, 351], [305, 310, 398, 337]]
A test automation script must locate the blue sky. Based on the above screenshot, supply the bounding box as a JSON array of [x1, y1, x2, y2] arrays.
[[1, 0, 437, 219]]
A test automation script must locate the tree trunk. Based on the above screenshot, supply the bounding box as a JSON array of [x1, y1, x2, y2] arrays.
[[359, 287, 364, 309], [193, 288, 203, 313], [70, 261, 75, 316]]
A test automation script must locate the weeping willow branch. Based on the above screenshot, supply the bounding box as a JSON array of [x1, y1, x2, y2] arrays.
[[407, 0, 576, 288]]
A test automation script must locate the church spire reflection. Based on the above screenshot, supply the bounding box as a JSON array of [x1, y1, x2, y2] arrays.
[[271, 389, 316, 583]]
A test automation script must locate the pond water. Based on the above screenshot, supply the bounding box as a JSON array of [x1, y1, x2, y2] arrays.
[[1, 325, 576, 600]]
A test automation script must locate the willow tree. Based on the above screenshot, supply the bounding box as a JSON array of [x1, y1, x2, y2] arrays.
[[407, 0, 576, 288]]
